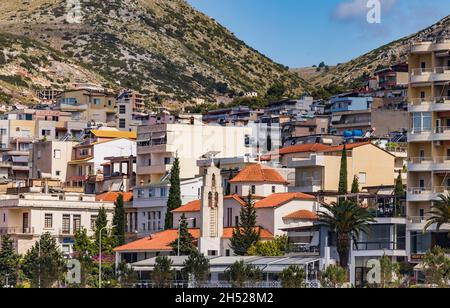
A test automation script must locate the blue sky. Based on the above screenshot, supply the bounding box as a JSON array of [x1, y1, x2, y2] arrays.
[[187, 0, 450, 67]]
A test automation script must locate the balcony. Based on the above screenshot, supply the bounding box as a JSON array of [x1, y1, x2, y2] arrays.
[[407, 157, 433, 172], [288, 155, 325, 168], [407, 215, 433, 230], [407, 129, 432, 142], [136, 164, 171, 176], [410, 40, 450, 53], [0, 226, 35, 236], [290, 180, 323, 193], [353, 241, 403, 251], [407, 187, 437, 202], [410, 68, 433, 83], [433, 126, 450, 141], [433, 67, 450, 82]]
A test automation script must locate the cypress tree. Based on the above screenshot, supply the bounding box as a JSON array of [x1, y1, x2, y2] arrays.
[[170, 214, 196, 256], [113, 194, 126, 246], [351, 175, 360, 194], [0, 235, 19, 287], [95, 207, 109, 252], [165, 157, 181, 230], [230, 193, 260, 256], [338, 144, 348, 195], [394, 170, 405, 216]]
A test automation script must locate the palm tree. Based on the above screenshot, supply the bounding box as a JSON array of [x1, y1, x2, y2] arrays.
[[318, 200, 375, 268], [424, 194, 450, 232]]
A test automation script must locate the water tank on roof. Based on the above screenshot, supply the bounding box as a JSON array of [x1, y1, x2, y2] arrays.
[[353, 130, 364, 137]]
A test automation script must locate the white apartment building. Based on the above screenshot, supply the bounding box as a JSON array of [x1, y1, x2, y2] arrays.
[[132, 177, 203, 237], [0, 193, 114, 255], [136, 122, 252, 185], [407, 39, 450, 263]]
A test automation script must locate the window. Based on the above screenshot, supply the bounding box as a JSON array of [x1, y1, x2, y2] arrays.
[[53, 149, 61, 159], [90, 215, 98, 231], [272, 186, 276, 193], [164, 157, 172, 165], [56, 171, 61, 176], [208, 250, 218, 256], [227, 208, 233, 227], [119, 119, 126, 128], [234, 185, 238, 194], [251, 185, 256, 194], [119, 105, 126, 114], [44, 214, 53, 229], [73, 215, 81, 233], [37, 150, 41, 159], [137, 189, 144, 199], [358, 172, 367, 184], [149, 188, 155, 198], [41, 129, 51, 136], [93, 98, 101, 105], [235, 216, 239, 227], [160, 187, 167, 197], [62, 215, 71, 234], [412, 112, 432, 133], [193, 218, 196, 228]]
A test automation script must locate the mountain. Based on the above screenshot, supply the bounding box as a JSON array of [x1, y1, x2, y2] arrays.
[[294, 14, 450, 89], [0, 0, 308, 105]]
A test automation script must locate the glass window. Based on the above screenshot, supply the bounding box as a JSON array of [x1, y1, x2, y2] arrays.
[[90, 215, 97, 231], [412, 112, 432, 132], [53, 149, 61, 159], [149, 188, 155, 198], [160, 187, 167, 197], [119, 119, 126, 128], [62, 215, 70, 234], [119, 105, 126, 114], [44, 214, 53, 229]]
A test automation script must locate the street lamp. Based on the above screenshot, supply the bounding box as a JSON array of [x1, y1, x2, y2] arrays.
[[99, 225, 116, 289], [177, 218, 195, 257]]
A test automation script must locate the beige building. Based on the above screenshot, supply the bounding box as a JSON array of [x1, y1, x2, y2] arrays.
[[285, 142, 395, 194], [31, 140, 78, 182], [0, 192, 114, 255], [407, 39, 450, 262], [116, 89, 149, 131], [136, 122, 252, 185]]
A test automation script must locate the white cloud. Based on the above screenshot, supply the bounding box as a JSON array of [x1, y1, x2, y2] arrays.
[[332, 0, 397, 21]]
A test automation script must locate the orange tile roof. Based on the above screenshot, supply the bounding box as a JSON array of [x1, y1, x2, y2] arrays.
[[222, 227, 274, 239], [96, 191, 133, 202], [114, 229, 201, 252], [283, 210, 318, 220], [322, 142, 370, 153], [224, 195, 247, 206], [90, 129, 137, 140], [172, 200, 201, 213], [114, 227, 273, 252], [279, 143, 330, 155], [254, 192, 315, 209], [229, 164, 288, 184]]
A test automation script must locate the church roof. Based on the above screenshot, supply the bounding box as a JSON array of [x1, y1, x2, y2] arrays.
[[171, 200, 201, 213], [254, 192, 315, 209], [283, 209, 318, 220], [229, 164, 288, 184]]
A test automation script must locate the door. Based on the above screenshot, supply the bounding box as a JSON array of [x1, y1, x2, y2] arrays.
[[421, 62, 426, 71], [419, 209, 425, 220], [22, 213, 29, 234]]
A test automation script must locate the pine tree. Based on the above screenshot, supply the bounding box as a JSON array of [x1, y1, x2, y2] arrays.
[[22, 233, 66, 288], [153, 256, 175, 288], [171, 214, 196, 256], [165, 157, 181, 230], [113, 194, 126, 246], [0, 235, 19, 287], [230, 193, 260, 256], [351, 175, 360, 194], [73, 229, 95, 287], [95, 207, 110, 253], [182, 251, 210, 287], [338, 144, 348, 195]]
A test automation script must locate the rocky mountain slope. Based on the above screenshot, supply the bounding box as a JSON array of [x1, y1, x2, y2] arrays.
[[295, 14, 450, 89], [0, 0, 307, 105]]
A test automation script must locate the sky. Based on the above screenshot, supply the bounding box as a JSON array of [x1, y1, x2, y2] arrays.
[[187, 0, 450, 68]]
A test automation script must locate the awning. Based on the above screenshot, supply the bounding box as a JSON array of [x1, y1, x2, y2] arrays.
[[11, 156, 28, 163]]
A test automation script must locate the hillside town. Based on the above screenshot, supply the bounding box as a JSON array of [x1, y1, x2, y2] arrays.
[[0, 37, 450, 289]]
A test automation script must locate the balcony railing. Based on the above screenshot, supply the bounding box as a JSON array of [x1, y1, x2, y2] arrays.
[[408, 215, 433, 224], [0, 227, 35, 235], [408, 157, 433, 164], [434, 66, 450, 74], [353, 241, 402, 251], [408, 187, 433, 195], [411, 68, 434, 75]]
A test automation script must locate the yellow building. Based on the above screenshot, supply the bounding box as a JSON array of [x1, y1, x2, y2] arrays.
[[286, 142, 395, 194], [407, 39, 450, 262]]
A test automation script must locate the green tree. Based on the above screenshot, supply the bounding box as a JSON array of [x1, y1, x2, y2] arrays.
[[422, 246, 450, 288], [0, 235, 19, 287], [351, 176, 359, 194], [230, 194, 260, 256], [319, 200, 375, 268], [182, 251, 210, 288], [165, 157, 182, 230], [338, 145, 348, 195], [266, 83, 286, 100], [116, 262, 138, 288], [152, 256, 175, 288], [22, 233, 66, 288], [425, 194, 450, 233], [225, 260, 263, 288], [394, 171, 405, 216], [73, 228, 95, 287], [171, 214, 196, 256], [247, 236, 288, 256], [280, 265, 305, 288], [113, 194, 126, 246], [320, 265, 347, 288], [379, 254, 401, 288]]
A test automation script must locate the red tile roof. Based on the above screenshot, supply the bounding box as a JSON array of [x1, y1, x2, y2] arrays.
[[114, 227, 273, 252], [113, 229, 201, 252], [283, 210, 318, 220], [224, 195, 247, 206], [229, 164, 288, 184], [254, 192, 315, 209], [322, 142, 370, 153], [96, 191, 133, 202], [171, 200, 201, 213], [279, 143, 330, 155]]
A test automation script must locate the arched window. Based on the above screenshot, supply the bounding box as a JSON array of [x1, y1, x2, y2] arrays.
[[212, 174, 216, 187], [215, 192, 219, 208], [208, 192, 213, 208]]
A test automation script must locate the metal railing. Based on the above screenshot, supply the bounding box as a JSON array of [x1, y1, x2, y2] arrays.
[[353, 241, 400, 251], [435, 126, 450, 134], [407, 187, 433, 195], [434, 66, 450, 74], [411, 68, 434, 75], [408, 215, 433, 224], [132, 280, 321, 289]]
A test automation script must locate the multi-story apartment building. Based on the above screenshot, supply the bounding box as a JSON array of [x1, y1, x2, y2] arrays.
[[116, 89, 149, 131], [136, 122, 252, 185], [407, 39, 450, 263], [281, 116, 330, 145], [31, 140, 79, 183], [374, 62, 409, 90], [56, 87, 117, 125], [0, 191, 114, 255]]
